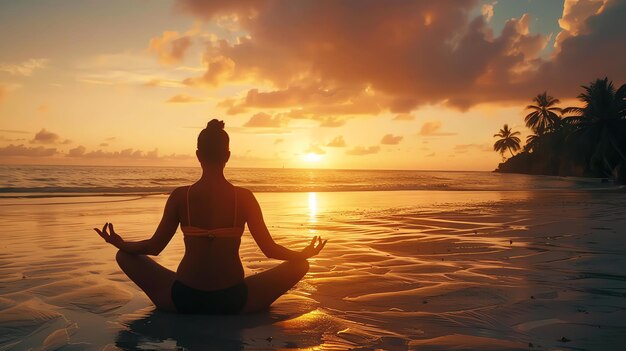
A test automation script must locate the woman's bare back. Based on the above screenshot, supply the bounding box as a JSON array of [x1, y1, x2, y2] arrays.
[[176, 182, 245, 291]]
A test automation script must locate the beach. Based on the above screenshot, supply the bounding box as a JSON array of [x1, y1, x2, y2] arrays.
[[1, 188, 626, 350]]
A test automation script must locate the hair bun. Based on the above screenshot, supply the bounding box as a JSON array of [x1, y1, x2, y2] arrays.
[[206, 119, 225, 131]]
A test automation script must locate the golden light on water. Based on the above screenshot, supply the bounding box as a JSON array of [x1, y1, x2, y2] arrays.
[[308, 192, 318, 222]]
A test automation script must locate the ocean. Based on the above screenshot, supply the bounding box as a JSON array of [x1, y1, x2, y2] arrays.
[[0, 164, 616, 198]]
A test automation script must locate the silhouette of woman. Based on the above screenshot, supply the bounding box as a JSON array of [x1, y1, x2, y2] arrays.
[[94, 119, 327, 314]]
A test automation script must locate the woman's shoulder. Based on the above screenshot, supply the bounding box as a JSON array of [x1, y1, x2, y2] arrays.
[[233, 185, 253, 197], [168, 185, 192, 202]]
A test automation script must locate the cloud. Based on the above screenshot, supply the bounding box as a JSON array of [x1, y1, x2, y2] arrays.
[[0, 144, 56, 157], [183, 56, 236, 86], [68, 145, 86, 157], [305, 144, 326, 155], [99, 143, 109, 147], [216, 85, 382, 117], [0, 134, 27, 142], [393, 113, 414, 121], [149, 31, 193, 65], [30, 129, 71, 145], [380, 134, 403, 145], [0, 129, 29, 134], [143, 78, 186, 88], [426, 152, 436, 157], [481, 1, 497, 22], [243, 112, 286, 127], [419, 121, 456, 136], [175, 0, 626, 113], [535, 0, 626, 94], [346, 145, 380, 156], [453, 143, 492, 153], [166, 94, 205, 103], [77, 52, 187, 87], [274, 138, 284, 144], [326, 136, 346, 147], [555, 0, 607, 50], [66, 146, 162, 159], [0, 58, 48, 76]]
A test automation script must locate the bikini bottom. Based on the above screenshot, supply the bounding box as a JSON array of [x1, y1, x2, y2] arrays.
[[171, 279, 248, 314]]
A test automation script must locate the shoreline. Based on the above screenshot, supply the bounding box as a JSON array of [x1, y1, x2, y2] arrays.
[[1, 183, 625, 201]]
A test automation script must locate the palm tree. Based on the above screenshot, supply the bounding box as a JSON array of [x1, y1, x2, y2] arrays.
[[525, 92, 562, 134], [562, 77, 626, 175], [524, 133, 541, 153], [493, 124, 521, 159]]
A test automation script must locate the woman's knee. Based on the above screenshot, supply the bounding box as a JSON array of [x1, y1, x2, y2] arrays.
[[115, 250, 140, 269], [289, 258, 310, 277]]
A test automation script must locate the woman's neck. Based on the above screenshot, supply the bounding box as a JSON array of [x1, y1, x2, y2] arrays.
[[199, 167, 227, 183]]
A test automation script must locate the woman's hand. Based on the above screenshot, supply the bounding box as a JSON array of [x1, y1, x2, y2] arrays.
[[94, 223, 124, 249], [300, 236, 327, 259]]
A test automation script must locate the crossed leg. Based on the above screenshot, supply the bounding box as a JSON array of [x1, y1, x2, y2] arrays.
[[116, 250, 309, 314], [115, 250, 177, 312], [241, 259, 309, 313]]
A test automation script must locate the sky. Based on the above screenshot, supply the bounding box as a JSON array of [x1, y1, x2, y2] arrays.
[[0, 0, 625, 170]]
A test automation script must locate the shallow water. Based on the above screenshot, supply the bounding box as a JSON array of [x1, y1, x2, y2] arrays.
[[0, 165, 617, 197], [1, 190, 626, 350]]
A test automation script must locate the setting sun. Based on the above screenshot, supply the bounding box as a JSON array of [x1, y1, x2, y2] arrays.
[[303, 152, 323, 163]]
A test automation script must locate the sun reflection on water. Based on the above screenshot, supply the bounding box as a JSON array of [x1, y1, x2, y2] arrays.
[[308, 192, 317, 222]]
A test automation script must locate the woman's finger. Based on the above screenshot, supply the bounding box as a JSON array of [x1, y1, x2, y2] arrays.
[[309, 236, 317, 247], [93, 228, 108, 242], [318, 239, 328, 252], [102, 223, 108, 235], [108, 222, 115, 235]]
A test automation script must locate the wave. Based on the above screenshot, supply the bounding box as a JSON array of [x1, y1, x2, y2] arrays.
[[1, 165, 619, 199], [1, 184, 621, 199]]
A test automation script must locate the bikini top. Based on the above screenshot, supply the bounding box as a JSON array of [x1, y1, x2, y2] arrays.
[[180, 185, 244, 239]]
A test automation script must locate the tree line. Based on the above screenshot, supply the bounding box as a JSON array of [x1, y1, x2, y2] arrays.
[[493, 77, 626, 182]]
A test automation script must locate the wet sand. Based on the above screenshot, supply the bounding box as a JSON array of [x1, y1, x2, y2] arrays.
[[1, 190, 626, 350]]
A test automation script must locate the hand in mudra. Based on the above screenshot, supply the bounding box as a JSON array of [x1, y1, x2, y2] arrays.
[[301, 236, 327, 258], [94, 222, 124, 248]]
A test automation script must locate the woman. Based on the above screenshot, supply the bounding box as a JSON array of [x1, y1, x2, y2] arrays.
[[94, 119, 327, 314]]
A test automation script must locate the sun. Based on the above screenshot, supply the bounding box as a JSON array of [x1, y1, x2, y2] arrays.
[[303, 152, 323, 163]]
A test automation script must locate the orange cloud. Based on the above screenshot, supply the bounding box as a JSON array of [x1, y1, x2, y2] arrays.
[[176, 0, 626, 112], [555, 0, 607, 50], [0, 144, 56, 157], [305, 144, 326, 155], [67, 146, 185, 160], [346, 145, 380, 156], [166, 94, 205, 103], [30, 129, 71, 145], [393, 113, 414, 121], [0, 58, 48, 76], [184, 56, 235, 86], [149, 31, 193, 65], [326, 136, 346, 147], [243, 112, 285, 127], [380, 134, 403, 145], [481, 2, 496, 22], [419, 121, 455, 136]]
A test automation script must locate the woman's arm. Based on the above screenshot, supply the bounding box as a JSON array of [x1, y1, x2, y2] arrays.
[[94, 188, 181, 255], [243, 189, 326, 260]]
